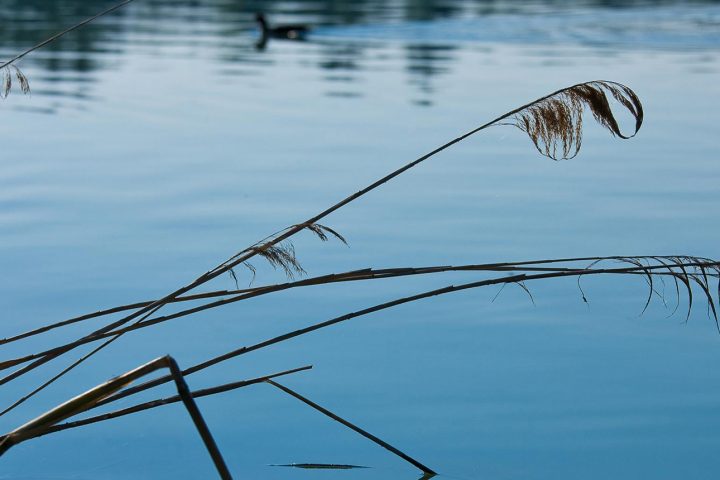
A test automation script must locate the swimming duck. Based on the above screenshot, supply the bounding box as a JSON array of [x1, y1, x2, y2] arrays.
[[255, 13, 311, 40]]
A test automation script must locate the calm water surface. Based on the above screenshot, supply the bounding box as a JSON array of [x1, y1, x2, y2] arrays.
[[1, 1, 720, 479]]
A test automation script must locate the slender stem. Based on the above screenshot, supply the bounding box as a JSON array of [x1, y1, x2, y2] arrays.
[[85, 260, 717, 411], [0, 0, 137, 70], [0, 340, 118, 417], [0, 288, 254, 346], [6, 81, 614, 407], [2, 356, 170, 451], [6, 255, 717, 347], [0, 356, 233, 479], [165, 356, 232, 480], [39, 366, 311, 436], [267, 379, 436, 474], [4, 259, 716, 375]]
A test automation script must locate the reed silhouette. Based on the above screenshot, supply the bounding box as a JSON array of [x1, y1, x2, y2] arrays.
[[1, 2, 716, 479]]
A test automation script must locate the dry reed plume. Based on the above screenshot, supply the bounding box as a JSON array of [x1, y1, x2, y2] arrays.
[[0, 66, 30, 98], [509, 80, 643, 159]]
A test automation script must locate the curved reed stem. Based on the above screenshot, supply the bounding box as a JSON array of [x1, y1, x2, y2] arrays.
[[69, 258, 718, 414], [0, 81, 645, 420], [3, 256, 716, 375]]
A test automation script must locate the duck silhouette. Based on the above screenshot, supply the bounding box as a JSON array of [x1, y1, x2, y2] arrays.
[[255, 13, 311, 41]]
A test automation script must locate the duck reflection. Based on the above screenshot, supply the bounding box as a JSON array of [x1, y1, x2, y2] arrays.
[[1, 0, 707, 112]]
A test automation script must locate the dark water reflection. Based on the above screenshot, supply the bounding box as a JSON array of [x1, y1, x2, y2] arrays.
[[1, 1, 720, 479], [1, 0, 718, 110]]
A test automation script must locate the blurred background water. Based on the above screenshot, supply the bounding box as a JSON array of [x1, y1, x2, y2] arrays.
[[1, 1, 719, 478]]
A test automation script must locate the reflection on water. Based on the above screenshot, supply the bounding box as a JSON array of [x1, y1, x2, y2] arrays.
[[1, 0, 718, 110], [1, 1, 720, 479]]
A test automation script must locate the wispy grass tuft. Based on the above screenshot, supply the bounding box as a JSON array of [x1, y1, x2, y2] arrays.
[[304, 223, 349, 245], [12, 66, 30, 94], [252, 242, 306, 279], [0, 66, 31, 98], [0, 0, 135, 99]]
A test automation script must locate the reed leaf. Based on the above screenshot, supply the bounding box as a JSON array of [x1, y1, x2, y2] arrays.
[[619, 256, 655, 315], [243, 261, 257, 284], [649, 256, 682, 315], [305, 223, 349, 245], [228, 268, 240, 289], [514, 280, 535, 305]]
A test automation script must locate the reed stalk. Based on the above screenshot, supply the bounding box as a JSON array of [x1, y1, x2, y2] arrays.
[[0, 0, 137, 71], [49, 258, 711, 416], [0, 355, 231, 479], [38, 365, 312, 437], [3, 257, 716, 378], [0, 80, 646, 416], [6, 255, 714, 347]]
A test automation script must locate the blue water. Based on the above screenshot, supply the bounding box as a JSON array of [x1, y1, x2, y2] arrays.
[[317, 5, 720, 49], [1, 1, 720, 479]]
